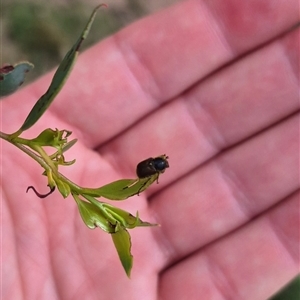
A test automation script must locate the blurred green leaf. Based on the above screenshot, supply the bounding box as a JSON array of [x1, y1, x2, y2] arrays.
[[18, 5, 103, 133], [48, 138, 78, 164], [269, 276, 300, 300], [0, 62, 33, 97], [60, 138, 78, 153], [111, 228, 133, 277], [4, 2, 122, 82]]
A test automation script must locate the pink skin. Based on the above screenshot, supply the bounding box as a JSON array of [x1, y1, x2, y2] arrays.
[[1, 0, 299, 299]]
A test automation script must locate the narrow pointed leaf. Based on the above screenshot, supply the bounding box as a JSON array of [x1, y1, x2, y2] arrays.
[[60, 138, 78, 153], [111, 228, 133, 277], [93, 176, 158, 200], [19, 5, 103, 132], [102, 203, 158, 228]]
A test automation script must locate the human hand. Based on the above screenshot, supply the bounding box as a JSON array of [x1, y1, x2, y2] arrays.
[[2, 0, 299, 299]]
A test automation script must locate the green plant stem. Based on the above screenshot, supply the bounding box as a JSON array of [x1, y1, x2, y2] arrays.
[[0, 130, 48, 169], [0, 130, 94, 196], [31, 144, 58, 174]]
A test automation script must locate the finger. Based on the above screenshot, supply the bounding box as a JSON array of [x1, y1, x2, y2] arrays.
[[99, 27, 299, 185], [2, 0, 298, 146], [49, 0, 300, 147], [151, 113, 299, 260], [158, 192, 299, 300]]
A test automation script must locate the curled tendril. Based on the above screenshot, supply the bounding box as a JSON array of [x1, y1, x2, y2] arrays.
[[26, 185, 55, 198]]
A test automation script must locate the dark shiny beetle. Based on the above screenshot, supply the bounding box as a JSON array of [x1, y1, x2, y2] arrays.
[[136, 155, 169, 179]]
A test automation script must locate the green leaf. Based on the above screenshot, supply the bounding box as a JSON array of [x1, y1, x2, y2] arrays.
[[82, 154, 169, 200], [102, 203, 157, 229], [60, 138, 78, 153], [28, 128, 70, 147], [76, 193, 157, 277], [18, 5, 104, 133], [270, 275, 300, 300], [74, 194, 116, 233], [111, 228, 133, 277], [82, 194, 157, 229], [48, 138, 77, 164], [0, 62, 33, 97], [93, 176, 158, 200], [56, 179, 71, 198]]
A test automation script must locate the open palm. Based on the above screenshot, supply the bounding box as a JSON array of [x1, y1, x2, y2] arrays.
[[2, 0, 299, 299]]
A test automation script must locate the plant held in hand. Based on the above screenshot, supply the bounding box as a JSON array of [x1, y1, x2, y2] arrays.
[[0, 5, 169, 277]]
